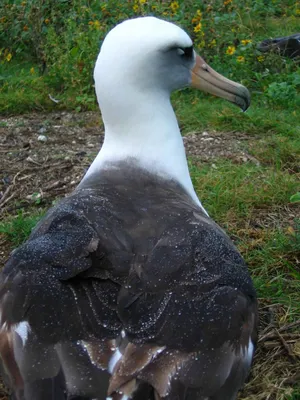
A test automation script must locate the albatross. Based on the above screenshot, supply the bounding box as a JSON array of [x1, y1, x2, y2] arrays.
[[0, 17, 257, 400]]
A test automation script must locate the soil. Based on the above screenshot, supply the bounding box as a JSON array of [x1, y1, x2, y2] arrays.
[[0, 112, 102, 220], [0, 112, 299, 399]]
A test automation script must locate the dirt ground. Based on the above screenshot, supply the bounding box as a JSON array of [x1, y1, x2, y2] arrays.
[[0, 112, 299, 399]]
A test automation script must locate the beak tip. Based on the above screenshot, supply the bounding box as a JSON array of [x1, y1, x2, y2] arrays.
[[237, 86, 251, 112], [241, 102, 250, 112]]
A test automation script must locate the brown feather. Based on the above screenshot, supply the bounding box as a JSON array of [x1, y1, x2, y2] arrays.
[[0, 330, 24, 391], [108, 343, 164, 395], [82, 338, 117, 370]]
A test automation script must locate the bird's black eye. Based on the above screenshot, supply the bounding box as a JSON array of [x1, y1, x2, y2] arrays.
[[177, 46, 194, 59]]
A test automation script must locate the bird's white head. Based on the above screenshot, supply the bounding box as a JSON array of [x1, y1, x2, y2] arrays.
[[94, 17, 194, 99], [87, 17, 250, 208], [94, 16, 250, 124]]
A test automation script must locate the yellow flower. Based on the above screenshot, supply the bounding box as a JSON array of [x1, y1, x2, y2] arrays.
[[237, 56, 245, 63], [224, 0, 232, 5], [133, 4, 139, 12], [94, 20, 101, 30], [208, 39, 216, 48], [226, 46, 236, 55], [170, 1, 179, 13], [44, 18, 50, 24], [192, 9, 202, 24], [151, 5, 157, 11], [296, 8, 300, 15], [6, 53, 12, 62], [30, 67, 35, 74], [241, 39, 252, 46], [21, 1, 26, 6], [139, 0, 146, 4], [257, 55, 264, 62], [194, 23, 202, 33]]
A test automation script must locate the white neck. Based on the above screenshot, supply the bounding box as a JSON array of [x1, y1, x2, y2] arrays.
[[83, 88, 207, 214]]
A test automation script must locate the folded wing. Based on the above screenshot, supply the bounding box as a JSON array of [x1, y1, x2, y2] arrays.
[[0, 188, 257, 400]]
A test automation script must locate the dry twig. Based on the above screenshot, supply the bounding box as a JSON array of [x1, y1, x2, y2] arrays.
[[259, 320, 300, 343]]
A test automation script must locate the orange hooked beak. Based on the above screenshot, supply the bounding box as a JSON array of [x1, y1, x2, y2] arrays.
[[191, 54, 250, 111]]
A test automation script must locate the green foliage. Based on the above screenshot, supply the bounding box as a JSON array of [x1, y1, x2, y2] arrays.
[[266, 82, 299, 106], [290, 192, 300, 203], [0, 212, 42, 247], [0, 0, 299, 113]]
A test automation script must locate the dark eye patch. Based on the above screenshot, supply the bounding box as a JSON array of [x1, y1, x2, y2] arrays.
[[181, 45, 194, 59], [164, 45, 194, 59]]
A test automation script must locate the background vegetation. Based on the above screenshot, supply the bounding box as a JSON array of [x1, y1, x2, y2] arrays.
[[0, 1, 299, 399], [0, 0, 299, 112]]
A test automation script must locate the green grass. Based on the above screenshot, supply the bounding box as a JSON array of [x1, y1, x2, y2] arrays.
[[189, 160, 299, 221], [0, 212, 43, 247], [174, 92, 300, 137], [245, 223, 300, 318]]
